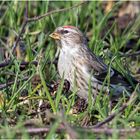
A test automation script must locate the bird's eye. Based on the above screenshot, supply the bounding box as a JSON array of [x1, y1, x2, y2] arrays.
[[64, 30, 69, 34], [61, 30, 69, 34]]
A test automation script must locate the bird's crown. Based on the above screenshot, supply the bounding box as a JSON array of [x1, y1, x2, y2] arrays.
[[63, 25, 77, 29]]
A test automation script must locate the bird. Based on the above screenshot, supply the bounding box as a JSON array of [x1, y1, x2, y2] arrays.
[[49, 25, 138, 101]]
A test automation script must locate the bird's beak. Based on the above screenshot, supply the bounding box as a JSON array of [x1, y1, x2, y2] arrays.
[[49, 32, 61, 40]]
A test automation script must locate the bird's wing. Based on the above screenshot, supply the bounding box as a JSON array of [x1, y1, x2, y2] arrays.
[[79, 47, 137, 87], [94, 68, 130, 86], [84, 50, 132, 87]]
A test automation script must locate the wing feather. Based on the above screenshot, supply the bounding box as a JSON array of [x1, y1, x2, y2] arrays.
[[80, 47, 137, 88]]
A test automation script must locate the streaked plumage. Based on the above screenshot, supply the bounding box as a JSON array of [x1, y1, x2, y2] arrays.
[[50, 26, 137, 100]]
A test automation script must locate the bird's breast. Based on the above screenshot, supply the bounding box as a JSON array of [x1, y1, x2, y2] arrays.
[[57, 50, 91, 90], [57, 50, 75, 83]]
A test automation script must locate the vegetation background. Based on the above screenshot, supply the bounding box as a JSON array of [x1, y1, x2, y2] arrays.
[[0, 1, 140, 139]]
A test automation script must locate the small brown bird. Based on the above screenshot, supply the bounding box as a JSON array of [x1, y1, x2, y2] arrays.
[[50, 26, 137, 100]]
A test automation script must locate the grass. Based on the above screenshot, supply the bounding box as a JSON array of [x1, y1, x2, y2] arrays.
[[0, 1, 140, 139]]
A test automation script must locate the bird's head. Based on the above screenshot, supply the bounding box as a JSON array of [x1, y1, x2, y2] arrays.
[[49, 26, 88, 49]]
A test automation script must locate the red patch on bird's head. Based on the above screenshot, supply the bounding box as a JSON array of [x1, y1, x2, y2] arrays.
[[63, 26, 76, 29]]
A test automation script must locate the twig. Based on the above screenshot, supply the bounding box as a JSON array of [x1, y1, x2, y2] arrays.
[[91, 91, 137, 128], [121, 50, 140, 57], [25, 0, 28, 19], [0, 57, 58, 68], [0, 76, 29, 90], [27, 1, 88, 22], [0, 60, 38, 68], [83, 127, 140, 135], [0, 126, 139, 136], [12, 1, 29, 53], [0, 60, 12, 68], [23, 127, 140, 135]]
